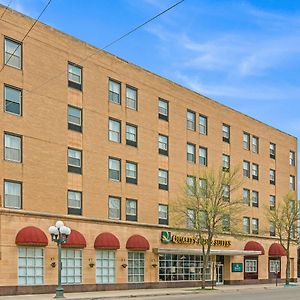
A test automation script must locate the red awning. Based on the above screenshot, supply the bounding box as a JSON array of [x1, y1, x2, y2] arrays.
[[244, 241, 265, 255], [126, 234, 150, 251], [15, 226, 48, 246], [94, 232, 120, 249], [62, 229, 86, 248], [269, 243, 286, 256]]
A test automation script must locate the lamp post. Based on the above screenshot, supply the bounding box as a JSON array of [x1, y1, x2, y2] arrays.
[[49, 221, 71, 298]]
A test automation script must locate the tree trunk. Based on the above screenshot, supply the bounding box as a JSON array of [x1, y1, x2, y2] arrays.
[[201, 254, 207, 289], [285, 254, 290, 285]]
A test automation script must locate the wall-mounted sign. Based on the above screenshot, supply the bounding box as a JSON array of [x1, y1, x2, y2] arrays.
[[161, 231, 231, 247], [232, 263, 243, 272]]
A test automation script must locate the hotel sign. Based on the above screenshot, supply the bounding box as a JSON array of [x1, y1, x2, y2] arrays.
[[161, 231, 231, 247]]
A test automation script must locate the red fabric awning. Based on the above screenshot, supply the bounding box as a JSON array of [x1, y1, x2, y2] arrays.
[[94, 232, 120, 249], [269, 243, 286, 256], [126, 234, 150, 251], [62, 229, 86, 248], [15, 226, 48, 246], [244, 241, 265, 255]]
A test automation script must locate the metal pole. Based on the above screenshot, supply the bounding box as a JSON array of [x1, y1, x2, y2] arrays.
[[55, 242, 64, 298]]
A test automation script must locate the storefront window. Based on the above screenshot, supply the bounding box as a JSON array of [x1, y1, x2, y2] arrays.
[[269, 259, 280, 273], [128, 252, 144, 282], [61, 249, 82, 284], [96, 250, 115, 283], [245, 259, 257, 273]]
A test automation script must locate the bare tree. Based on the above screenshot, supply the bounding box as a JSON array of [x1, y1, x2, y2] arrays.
[[171, 166, 243, 289], [268, 192, 299, 285]]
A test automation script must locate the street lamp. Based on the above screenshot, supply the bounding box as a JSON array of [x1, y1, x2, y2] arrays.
[[49, 221, 71, 298]]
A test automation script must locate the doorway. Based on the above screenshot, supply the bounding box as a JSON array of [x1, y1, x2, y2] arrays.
[[216, 255, 224, 284]]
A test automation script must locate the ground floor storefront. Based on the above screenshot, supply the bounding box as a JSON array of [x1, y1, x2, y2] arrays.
[[0, 210, 297, 295]]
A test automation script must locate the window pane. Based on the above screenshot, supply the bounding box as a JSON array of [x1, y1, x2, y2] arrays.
[[126, 125, 137, 142], [158, 99, 168, 116], [109, 119, 121, 142], [109, 158, 120, 180], [126, 87, 137, 110], [68, 64, 82, 84], [68, 191, 82, 209], [5, 134, 21, 162], [126, 199, 137, 216], [5, 86, 21, 115], [109, 80, 121, 104], [4, 181, 21, 208], [68, 106, 81, 125], [5, 38, 22, 69], [108, 197, 121, 219], [68, 149, 81, 167]]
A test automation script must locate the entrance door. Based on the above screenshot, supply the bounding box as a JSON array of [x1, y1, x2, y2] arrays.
[[216, 263, 224, 284]]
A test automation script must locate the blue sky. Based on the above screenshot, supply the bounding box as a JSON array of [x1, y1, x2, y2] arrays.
[[1, 0, 299, 191]]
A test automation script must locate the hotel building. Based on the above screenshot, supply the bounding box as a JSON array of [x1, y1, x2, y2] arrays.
[[0, 5, 298, 295]]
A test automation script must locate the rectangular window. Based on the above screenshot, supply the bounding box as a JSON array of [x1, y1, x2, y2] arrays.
[[245, 259, 257, 273], [199, 146, 208, 166], [68, 105, 82, 132], [223, 215, 230, 232], [270, 222, 275, 237], [199, 178, 207, 196], [67, 190, 82, 215], [252, 163, 259, 180], [187, 208, 195, 229], [290, 175, 295, 191], [158, 169, 168, 190], [187, 110, 196, 131], [158, 134, 168, 156], [252, 136, 259, 153], [109, 118, 121, 143], [109, 79, 121, 104], [126, 199, 137, 221], [252, 218, 259, 234], [199, 115, 207, 135], [159, 204, 168, 225], [108, 157, 121, 181], [96, 250, 115, 284], [243, 189, 250, 206], [61, 249, 82, 284], [126, 123, 137, 147], [187, 143, 196, 163], [270, 169, 275, 185], [243, 132, 250, 150], [243, 217, 250, 234], [158, 98, 168, 121], [68, 148, 82, 174], [270, 143, 276, 159], [126, 161, 137, 184], [222, 124, 230, 143], [4, 133, 22, 162], [4, 180, 22, 209], [68, 63, 82, 90], [222, 154, 230, 171], [4, 85, 22, 115], [4, 37, 22, 69], [126, 86, 137, 110], [128, 252, 144, 283], [289, 151, 295, 166], [108, 196, 121, 220], [243, 160, 250, 178], [186, 175, 196, 195], [18, 247, 43, 285], [252, 191, 259, 208], [270, 195, 276, 210], [222, 184, 230, 201]]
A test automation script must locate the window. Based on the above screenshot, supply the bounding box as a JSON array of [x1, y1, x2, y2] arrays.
[[108, 158, 121, 181], [158, 98, 168, 121], [243, 160, 250, 178], [96, 250, 115, 284], [243, 217, 250, 234], [270, 169, 275, 185], [269, 259, 280, 273], [223, 215, 230, 232], [222, 154, 230, 171], [109, 79, 121, 104], [159, 204, 168, 225], [222, 184, 230, 201], [252, 218, 259, 234], [68, 105, 82, 132], [243, 189, 250, 206], [4, 180, 22, 209], [270, 143, 276, 159], [269, 195, 276, 210], [18, 247, 43, 285], [68, 148, 82, 174], [252, 136, 259, 153], [290, 175, 295, 191], [108, 196, 121, 220], [4, 85, 22, 115], [186, 175, 196, 195], [158, 169, 168, 190], [126, 161, 137, 184], [199, 146, 207, 166], [270, 222, 275, 237], [243, 132, 250, 150], [289, 151, 295, 166], [187, 208, 195, 229], [199, 115, 207, 135], [68, 63, 82, 90], [128, 252, 144, 283], [187, 143, 196, 163], [61, 249, 82, 284], [109, 118, 121, 143], [187, 110, 196, 131], [252, 191, 259, 208], [199, 178, 207, 196], [252, 163, 259, 180], [126, 199, 137, 221], [4, 133, 21, 162], [126, 123, 137, 147], [4, 37, 22, 69], [222, 124, 230, 143], [158, 134, 168, 156], [67, 190, 82, 215], [245, 259, 257, 273], [126, 86, 137, 110]]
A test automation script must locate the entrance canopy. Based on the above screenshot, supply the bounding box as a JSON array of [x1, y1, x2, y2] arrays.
[[269, 243, 286, 256], [15, 226, 48, 246], [244, 241, 265, 255]]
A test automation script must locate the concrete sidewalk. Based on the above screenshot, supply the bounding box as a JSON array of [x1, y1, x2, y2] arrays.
[[0, 283, 299, 300]]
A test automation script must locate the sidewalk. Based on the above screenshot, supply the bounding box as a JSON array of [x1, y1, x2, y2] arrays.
[[0, 283, 299, 300]]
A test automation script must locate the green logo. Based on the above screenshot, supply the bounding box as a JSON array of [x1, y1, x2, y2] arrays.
[[161, 231, 172, 244]]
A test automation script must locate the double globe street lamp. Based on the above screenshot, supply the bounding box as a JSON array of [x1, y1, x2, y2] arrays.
[[49, 221, 71, 298]]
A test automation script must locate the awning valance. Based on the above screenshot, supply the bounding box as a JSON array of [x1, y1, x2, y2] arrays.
[[62, 229, 86, 248], [15, 226, 48, 246], [126, 235, 150, 251], [244, 241, 265, 255], [94, 232, 120, 249], [269, 243, 286, 256]]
